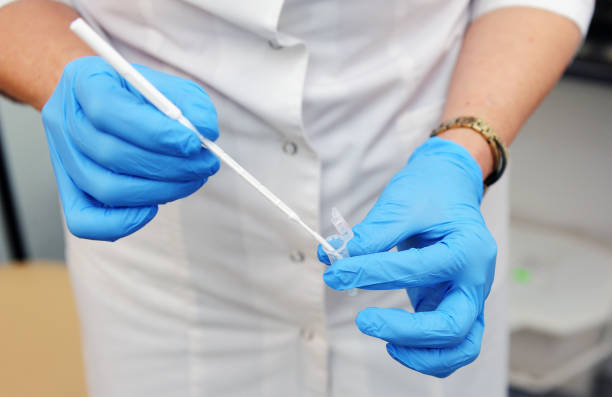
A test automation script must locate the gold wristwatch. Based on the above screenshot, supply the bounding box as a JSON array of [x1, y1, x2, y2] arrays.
[[431, 116, 508, 187]]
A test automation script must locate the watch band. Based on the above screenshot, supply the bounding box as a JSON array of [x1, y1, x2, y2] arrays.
[[431, 116, 508, 187]]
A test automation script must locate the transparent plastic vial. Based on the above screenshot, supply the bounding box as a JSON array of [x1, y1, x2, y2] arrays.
[[323, 207, 357, 296]]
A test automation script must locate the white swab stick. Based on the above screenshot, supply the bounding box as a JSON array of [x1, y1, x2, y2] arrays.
[[69, 18, 336, 253]]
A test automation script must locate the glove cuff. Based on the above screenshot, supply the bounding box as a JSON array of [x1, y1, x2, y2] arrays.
[[410, 137, 485, 200]]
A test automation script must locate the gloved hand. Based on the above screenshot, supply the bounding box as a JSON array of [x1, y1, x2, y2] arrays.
[[317, 137, 497, 377], [42, 56, 219, 241]]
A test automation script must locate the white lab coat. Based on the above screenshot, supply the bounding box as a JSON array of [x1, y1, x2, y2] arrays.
[[59, 1, 593, 396]]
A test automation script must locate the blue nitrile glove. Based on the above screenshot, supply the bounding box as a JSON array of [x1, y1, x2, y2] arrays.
[[42, 56, 219, 241], [317, 137, 497, 377]]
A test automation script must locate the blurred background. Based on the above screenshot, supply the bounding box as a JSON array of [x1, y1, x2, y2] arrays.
[[1, 2, 612, 397]]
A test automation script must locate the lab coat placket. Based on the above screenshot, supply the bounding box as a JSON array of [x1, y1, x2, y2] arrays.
[[176, 2, 332, 395]]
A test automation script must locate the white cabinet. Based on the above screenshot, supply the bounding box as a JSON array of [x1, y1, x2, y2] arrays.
[[509, 77, 612, 394]]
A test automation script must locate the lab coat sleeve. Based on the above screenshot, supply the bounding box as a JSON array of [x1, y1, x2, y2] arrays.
[[471, 0, 595, 36]]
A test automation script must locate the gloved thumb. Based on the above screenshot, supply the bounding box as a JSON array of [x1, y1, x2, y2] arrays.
[[345, 202, 419, 257], [316, 203, 417, 265]]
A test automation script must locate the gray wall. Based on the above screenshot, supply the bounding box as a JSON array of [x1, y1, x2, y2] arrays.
[[510, 77, 612, 244], [0, 97, 64, 262]]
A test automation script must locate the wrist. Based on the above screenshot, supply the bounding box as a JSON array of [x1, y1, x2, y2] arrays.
[[437, 128, 494, 181], [0, 1, 94, 110], [33, 51, 95, 110]]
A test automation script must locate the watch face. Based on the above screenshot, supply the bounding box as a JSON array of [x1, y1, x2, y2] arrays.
[[433, 116, 508, 187]]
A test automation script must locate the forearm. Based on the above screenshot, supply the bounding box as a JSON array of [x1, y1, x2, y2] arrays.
[[0, 0, 94, 110], [439, 7, 582, 179]]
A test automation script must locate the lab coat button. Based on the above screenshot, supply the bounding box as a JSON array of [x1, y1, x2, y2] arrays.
[[289, 250, 305, 263], [268, 39, 282, 50], [282, 140, 298, 155], [300, 328, 315, 341]]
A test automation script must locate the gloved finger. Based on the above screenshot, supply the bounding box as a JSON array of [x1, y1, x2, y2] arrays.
[[355, 287, 479, 348], [406, 284, 450, 313], [54, 128, 206, 206], [385, 313, 485, 378], [132, 65, 219, 141], [343, 188, 433, 258], [317, 244, 331, 265], [73, 59, 207, 157], [69, 110, 220, 181], [323, 241, 459, 290], [48, 138, 157, 241]]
